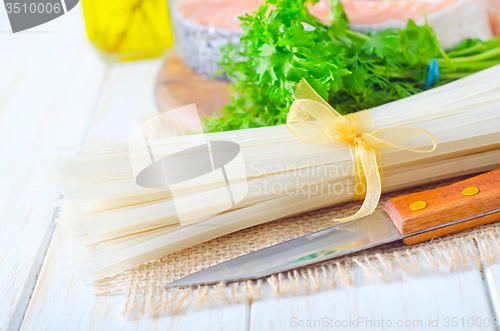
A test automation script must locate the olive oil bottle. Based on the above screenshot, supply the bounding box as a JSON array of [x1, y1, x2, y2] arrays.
[[82, 0, 174, 61]]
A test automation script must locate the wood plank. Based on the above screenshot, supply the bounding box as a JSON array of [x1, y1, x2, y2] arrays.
[[251, 263, 495, 330], [483, 264, 500, 320], [21, 59, 250, 331], [20, 227, 249, 331], [0, 6, 106, 331]]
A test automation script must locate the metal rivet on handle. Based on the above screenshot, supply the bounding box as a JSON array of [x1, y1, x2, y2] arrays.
[[462, 186, 480, 196], [410, 201, 427, 211]]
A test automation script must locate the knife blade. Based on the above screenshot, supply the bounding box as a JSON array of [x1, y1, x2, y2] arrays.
[[165, 169, 500, 288]]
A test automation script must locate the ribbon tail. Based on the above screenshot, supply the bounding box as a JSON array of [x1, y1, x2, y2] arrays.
[[349, 143, 364, 201], [335, 147, 382, 223]]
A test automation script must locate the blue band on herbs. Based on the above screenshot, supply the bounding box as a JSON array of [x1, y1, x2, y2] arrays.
[[425, 59, 440, 88], [206, 0, 500, 133]]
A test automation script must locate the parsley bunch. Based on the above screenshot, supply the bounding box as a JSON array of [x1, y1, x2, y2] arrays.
[[205, 0, 500, 132]]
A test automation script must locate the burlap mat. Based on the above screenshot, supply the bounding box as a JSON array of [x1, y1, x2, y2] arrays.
[[93, 173, 500, 317]]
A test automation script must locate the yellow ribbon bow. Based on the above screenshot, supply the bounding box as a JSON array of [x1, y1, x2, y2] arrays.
[[287, 79, 437, 222]]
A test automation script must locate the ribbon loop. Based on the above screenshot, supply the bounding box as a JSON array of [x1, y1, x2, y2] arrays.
[[287, 79, 437, 223]]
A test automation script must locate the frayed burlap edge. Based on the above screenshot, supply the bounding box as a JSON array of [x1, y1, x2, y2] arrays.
[[90, 174, 500, 318], [109, 223, 500, 318]]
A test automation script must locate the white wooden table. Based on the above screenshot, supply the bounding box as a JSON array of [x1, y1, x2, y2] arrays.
[[1, 4, 500, 331]]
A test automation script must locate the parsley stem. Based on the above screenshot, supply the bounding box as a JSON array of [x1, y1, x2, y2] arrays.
[[433, 38, 455, 70], [346, 30, 369, 41], [371, 68, 410, 79], [440, 72, 478, 79], [438, 46, 500, 63], [423, 12, 455, 70], [446, 43, 486, 57], [439, 60, 500, 70]]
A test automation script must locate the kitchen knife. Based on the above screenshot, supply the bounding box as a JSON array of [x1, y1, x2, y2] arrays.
[[165, 169, 500, 288]]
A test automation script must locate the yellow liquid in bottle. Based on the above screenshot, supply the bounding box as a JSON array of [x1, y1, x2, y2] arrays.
[[82, 0, 174, 61]]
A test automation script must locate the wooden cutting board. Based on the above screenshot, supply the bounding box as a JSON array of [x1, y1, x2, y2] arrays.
[[154, 51, 230, 118]]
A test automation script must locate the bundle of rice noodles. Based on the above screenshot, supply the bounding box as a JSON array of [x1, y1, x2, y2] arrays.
[[47, 65, 500, 283]]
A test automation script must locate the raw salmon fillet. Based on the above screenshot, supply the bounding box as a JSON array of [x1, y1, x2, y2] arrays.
[[177, 0, 461, 27], [172, 0, 494, 76], [311, 0, 493, 49], [175, 0, 492, 49], [176, 0, 263, 30], [489, 0, 500, 36], [311, 0, 461, 25]]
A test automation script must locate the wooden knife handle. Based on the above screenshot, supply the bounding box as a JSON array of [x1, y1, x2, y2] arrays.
[[385, 169, 500, 245]]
